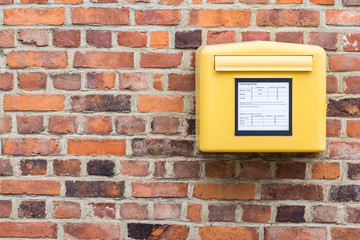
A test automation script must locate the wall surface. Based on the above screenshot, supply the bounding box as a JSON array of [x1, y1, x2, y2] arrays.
[[0, 0, 359, 239]]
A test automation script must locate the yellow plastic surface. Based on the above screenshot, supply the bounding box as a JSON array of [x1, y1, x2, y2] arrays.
[[195, 41, 326, 152]]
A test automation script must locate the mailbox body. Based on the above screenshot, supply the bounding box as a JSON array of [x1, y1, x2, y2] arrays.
[[196, 41, 326, 152]]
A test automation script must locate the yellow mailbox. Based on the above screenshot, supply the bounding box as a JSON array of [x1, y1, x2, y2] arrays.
[[196, 41, 326, 152]]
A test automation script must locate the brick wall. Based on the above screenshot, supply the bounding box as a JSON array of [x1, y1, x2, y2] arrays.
[[0, 0, 359, 239]]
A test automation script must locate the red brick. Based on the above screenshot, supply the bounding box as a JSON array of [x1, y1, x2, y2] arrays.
[[18, 200, 46, 218], [116, 116, 145, 134], [347, 120, 360, 137], [74, 51, 133, 69], [90, 202, 115, 219], [19, 29, 48, 46], [345, 76, 360, 93], [53, 201, 81, 219], [152, 116, 180, 134], [332, 228, 360, 240], [343, 33, 360, 51], [329, 55, 360, 71], [53, 159, 81, 176], [240, 0, 268, 3], [0, 0, 12, 3], [262, 184, 323, 200], [257, 10, 320, 27], [18, 72, 46, 90], [119, 73, 148, 90], [7, 51, 67, 68], [0, 159, 12, 176], [132, 182, 188, 197], [86, 30, 111, 48], [276, 162, 306, 179], [68, 139, 126, 156], [205, 160, 234, 178], [49, 116, 77, 133], [187, 204, 201, 222], [160, 0, 184, 4], [173, 161, 200, 178], [194, 183, 255, 200], [117, 31, 147, 47], [53, 73, 81, 90], [277, 0, 302, 3], [327, 75, 338, 93], [154, 203, 181, 219], [312, 162, 340, 179], [120, 203, 148, 219], [0, 222, 57, 238], [346, 207, 360, 223], [0, 73, 13, 90], [330, 141, 360, 159], [241, 162, 270, 179], [135, 10, 180, 25], [327, 10, 360, 25], [21, 0, 47, 3], [327, 98, 360, 116], [71, 8, 129, 25], [209, 204, 236, 222], [312, 205, 338, 223], [53, 30, 80, 47], [327, 119, 341, 137], [265, 227, 327, 240], [242, 205, 271, 223], [0, 179, 60, 195], [0, 30, 14, 47], [207, 31, 235, 45], [208, 0, 233, 3], [128, 224, 189, 240], [0, 116, 11, 133], [150, 31, 169, 48], [199, 226, 258, 240], [153, 74, 163, 90], [63, 223, 120, 240], [154, 160, 166, 177], [55, 0, 82, 3], [242, 32, 270, 41], [275, 32, 303, 44], [2, 138, 60, 155], [189, 10, 251, 27], [311, 0, 334, 4], [168, 74, 195, 91], [84, 116, 111, 134], [20, 159, 47, 175], [4, 8, 65, 25], [87, 72, 115, 89], [309, 32, 338, 50], [138, 95, 183, 112], [140, 52, 182, 68], [0, 200, 11, 218], [121, 160, 149, 176]]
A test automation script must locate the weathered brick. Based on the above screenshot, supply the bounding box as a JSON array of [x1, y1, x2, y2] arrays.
[[71, 8, 129, 25], [121, 160, 149, 177], [207, 31, 235, 45], [242, 32, 270, 41], [5, 94, 64, 111], [327, 75, 338, 93], [0, 0, 12, 3], [343, 0, 360, 5], [63, 223, 121, 240], [49, 116, 77, 133], [154, 203, 181, 219], [53, 73, 81, 90], [150, 31, 169, 48], [90, 202, 115, 219], [332, 228, 360, 240], [330, 185, 360, 202], [276, 205, 305, 223], [329, 55, 360, 71], [327, 98, 360, 116], [173, 161, 200, 178], [327, 119, 341, 137], [18, 200, 46, 218], [175, 30, 202, 49], [0, 30, 14, 47], [187, 204, 201, 222], [309, 32, 338, 50], [68, 139, 126, 156], [87, 160, 114, 176], [87, 72, 115, 90], [66, 181, 124, 198], [71, 95, 131, 112], [153, 74, 163, 90], [208, 204, 236, 222], [346, 207, 360, 223], [276, 162, 306, 179], [327, 10, 360, 25], [117, 31, 147, 47], [205, 160, 234, 178], [19, 29, 48, 46], [86, 30, 111, 48], [0, 73, 13, 90], [241, 162, 270, 179], [168, 74, 195, 92], [0, 116, 11, 133], [20, 159, 47, 175], [275, 32, 303, 44], [199, 226, 258, 240], [53, 30, 80, 47], [262, 184, 323, 200], [7, 51, 67, 68], [18, 72, 46, 90], [257, 10, 319, 27], [53, 201, 81, 219], [21, 0, 47, 3], [138, 95, 183, 112], [189, 10, 251, 27], [53, 159, 81, 176], [135, 10, 180, 25], [0, 159, 12, 176], [194, 183, 255, 200], [312, 162, 340, 179], [140, 53, 182, 68], [208, 0, 233, 3], [132, 182, 188, 198], [152, 116, 180, 134], [277, 0, 302, 3], [119, 73, 148, 90], [0, 179, 60, 195], [84, 116, 111, 134], [345, 76, 360, 93], [4, 8, 65, 25], [154, 160, 166, 177], [116, 116, 146, 134], [0, 200, 11, 218], [348, 163, 360, 180], [128, 224, 189, 240], [120, 203, 148, 219], [0, 222, 57, 238], [74, 51, 134, 69], [2, 138, 60, 155], [242, 205, 271, 223], [265, 227, 327, 240], [329, 142, 360, 159], [312, 205, 338, 223], [187, 118, 195, 135]]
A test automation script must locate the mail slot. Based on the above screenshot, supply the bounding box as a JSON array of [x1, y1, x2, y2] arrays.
[[195, 41, 326, 152]]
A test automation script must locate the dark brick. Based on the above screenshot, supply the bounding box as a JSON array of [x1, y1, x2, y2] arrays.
[[87, 160, 114, 176], [187, 118, 195, 135], [53, 73, 81, 90], [327, 98, 360, 117], [18, 200, 46, 218], [175, 30, 202, 49], [330, 185, 360, 202], [65, 181, 124, 198], [127, 223, 189, 240], [53, 159, 81, 176], [170, 140, 194, 157], [20, 159, 47, 175], [205, 160, 234, 178], [348, 163, 360, 180], [151, 116, 180, 134], [0, 159, 13, 176], [173, 161, 200, 178], [276, 206, 305, 223], [86, 30, 112, 48], [262, 184, 323, 200], [276, 162, 306, 179], [53, 30, 80, 47], [343, 0, 360, 5], [71, 95, 131, 112], [208, 204, 236, 222]]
